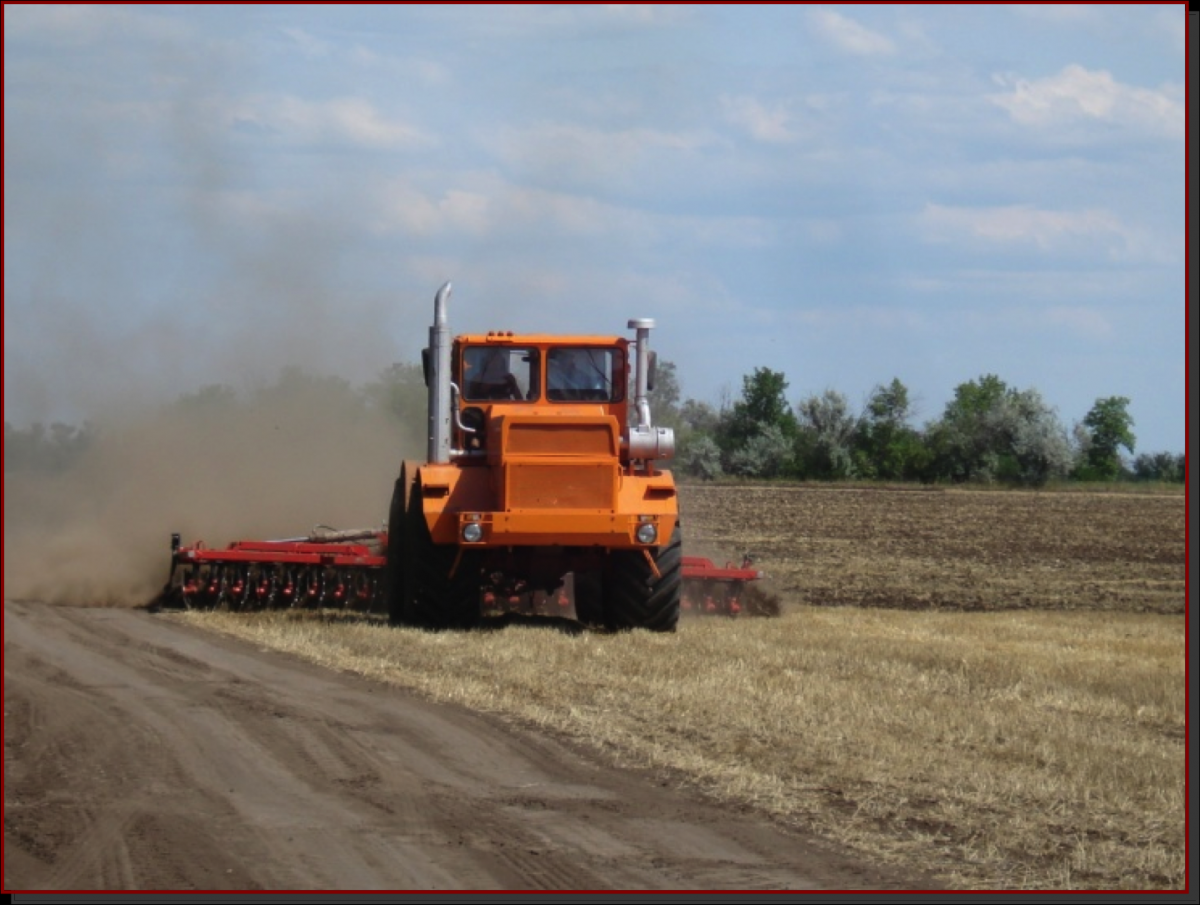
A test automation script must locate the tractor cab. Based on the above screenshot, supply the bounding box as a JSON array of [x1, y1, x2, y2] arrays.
[[451, 333, 631, 458]]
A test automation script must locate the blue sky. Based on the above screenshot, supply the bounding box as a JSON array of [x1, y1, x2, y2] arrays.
[[3, 3, 1188, 454]]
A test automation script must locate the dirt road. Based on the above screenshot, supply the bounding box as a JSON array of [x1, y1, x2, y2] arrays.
[[4, 600, 932, 891]]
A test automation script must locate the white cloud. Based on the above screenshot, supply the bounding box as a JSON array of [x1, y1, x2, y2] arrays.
[[990, 65, 1183, 138], [372, 174, 780, 254], [281, 26, 332, 59], [491, 122, 719, 188], [916, 205, 1132, 256], [920, 204, 1180, 270], [375, 177, 629, 239], [232, 96, 436, 150], [317, 98, 430, 149], [410, 58, 453, 86], [601, 5, 674, 26], [459, 2, 691, 40], [720, 95, 795, 144], [374, 182, 492, 237], [345, 45, 452, 89], [921, 203, 1120, 249], [809, 9, 895, 56]]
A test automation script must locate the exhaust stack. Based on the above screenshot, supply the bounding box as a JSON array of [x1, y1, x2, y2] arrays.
[[628, 318, 654, 430], [427, 282, 453, 464], [626, 318, 674, 462]]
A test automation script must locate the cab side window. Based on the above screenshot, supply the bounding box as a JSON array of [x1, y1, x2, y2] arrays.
[[462, 347, 539, 401], [547, 348, 622, 402]]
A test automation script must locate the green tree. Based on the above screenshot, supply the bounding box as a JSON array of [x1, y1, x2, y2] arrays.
[[651, 361, 723, 479], [1001, 388, 1074, 485], [647, 358, 682, 430], [866, 377, 910, 425], [1132, 451, 1184, 483], [717, 367, 798, 453], [1077, 396, 1135, 480], [678, 433, 724, 480], [727, 423, 793, 478], [679, 398, 721, 436], [794, 389, 858, 479], [926, 375, 1071, 486], [852, 378, 926, 480], [927, 374, 1011, 482]]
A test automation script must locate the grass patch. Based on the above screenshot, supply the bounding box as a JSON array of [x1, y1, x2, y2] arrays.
[[174, 606, 1186, 891]]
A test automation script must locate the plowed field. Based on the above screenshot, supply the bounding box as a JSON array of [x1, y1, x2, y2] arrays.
[[680, 484, 1185, 615]]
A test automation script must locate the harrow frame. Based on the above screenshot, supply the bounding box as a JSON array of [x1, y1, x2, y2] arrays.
[[680, 555, 764, 617], [160, 530, 388, 612], [158, 532, 767, 620]]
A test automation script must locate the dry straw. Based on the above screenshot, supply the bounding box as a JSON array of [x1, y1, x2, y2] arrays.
[[182, 605, 1185, 891]]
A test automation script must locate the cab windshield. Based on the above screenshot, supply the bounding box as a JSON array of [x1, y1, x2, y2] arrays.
[[546, 347, 625, 402], [462, 346, 539, 401]]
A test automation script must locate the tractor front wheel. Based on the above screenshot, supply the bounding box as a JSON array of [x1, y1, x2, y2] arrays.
[[403, 477, 484, 630], [604, 525, 682, 632], [384, 466, 415, 627]]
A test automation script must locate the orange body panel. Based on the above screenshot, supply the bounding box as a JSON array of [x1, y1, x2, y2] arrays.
[[414, 331, 678, 554], [417, 462, 676, 549]]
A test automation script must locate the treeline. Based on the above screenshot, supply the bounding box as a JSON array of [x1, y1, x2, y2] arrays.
[[651, 363, 1185, 487], [4, 360, 1185, 487], [3, 363, 429, 477], [4, 420, 96, 473]]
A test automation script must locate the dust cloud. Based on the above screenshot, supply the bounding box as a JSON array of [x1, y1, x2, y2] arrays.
[[3, 376, 422, 607], [4, 66, 431, 607]]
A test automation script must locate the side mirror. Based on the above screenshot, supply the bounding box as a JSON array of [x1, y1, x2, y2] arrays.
[[421, 348, 431, 387], [646, 350, 657, 392]]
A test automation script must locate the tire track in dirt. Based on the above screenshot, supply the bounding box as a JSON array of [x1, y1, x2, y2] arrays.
[[5, 606, 275, 890], [5, 600, 935, 890]]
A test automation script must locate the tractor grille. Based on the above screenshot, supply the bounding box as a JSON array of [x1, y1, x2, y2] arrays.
[[505, 462, 616, 510], [505, 421, 616, 456]]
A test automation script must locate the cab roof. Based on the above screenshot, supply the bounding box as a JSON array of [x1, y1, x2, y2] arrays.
[[457, 332, 628, 346]]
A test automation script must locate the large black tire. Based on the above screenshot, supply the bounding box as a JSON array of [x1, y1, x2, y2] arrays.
[[572, 570, 606, 629], [604, 524, 682, 632], [403, 477, 484, 631], [384, 469, 412, 627]]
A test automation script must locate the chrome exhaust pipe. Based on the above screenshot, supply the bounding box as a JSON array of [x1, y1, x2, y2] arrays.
[[427, 282, 453, 464], [627, 318, 674, 461]]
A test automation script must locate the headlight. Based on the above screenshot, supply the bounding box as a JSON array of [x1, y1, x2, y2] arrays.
[[462, 522, 484, 543], [635, 522, 657, 544]]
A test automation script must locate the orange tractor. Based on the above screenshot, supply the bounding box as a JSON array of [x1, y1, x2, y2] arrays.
[[158, 283, 763, 629]]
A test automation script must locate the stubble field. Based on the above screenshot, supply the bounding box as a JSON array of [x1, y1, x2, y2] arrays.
[[680, 482, 1184, 615], [177, 482, 1187, 891]]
